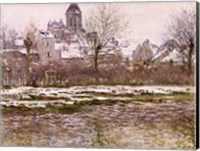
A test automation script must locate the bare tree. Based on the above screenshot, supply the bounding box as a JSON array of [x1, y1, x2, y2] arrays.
[[164, 8, 196, 74], [22, 22, 37, 85], [0, 25, 18, 49], [85, 4, 129, 73]]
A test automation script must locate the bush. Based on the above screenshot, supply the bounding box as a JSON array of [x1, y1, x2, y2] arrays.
[[32, 60, 194, 86]]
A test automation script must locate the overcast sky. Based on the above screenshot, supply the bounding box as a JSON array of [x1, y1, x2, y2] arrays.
[[1, 2, 195, 48]]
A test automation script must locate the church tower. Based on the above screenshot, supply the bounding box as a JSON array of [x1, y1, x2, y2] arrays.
[[65, 3, 82, 32]]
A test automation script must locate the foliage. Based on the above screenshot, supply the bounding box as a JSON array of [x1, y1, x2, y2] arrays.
[[85, 4, 129, 72], [164, 8, 196, 74], [22, 22, 37, 85], [0, 25, 18, 49], [33, 61, 194, 87]]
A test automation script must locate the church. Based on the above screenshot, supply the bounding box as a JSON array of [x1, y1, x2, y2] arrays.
[[36, 3, 91, 64], [2, 3, 121, 86], [47, 3, 86, 43], [36, 3, 120, 64]]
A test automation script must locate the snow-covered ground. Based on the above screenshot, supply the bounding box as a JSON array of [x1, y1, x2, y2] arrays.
[[1, 85, 195, 108], [1, 85, 195, 148], [2, 85, 194, 96], [2, 99, 195, 148]]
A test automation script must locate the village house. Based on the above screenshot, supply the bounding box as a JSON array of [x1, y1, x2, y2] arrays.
[[41, 3, 120, 64], [2, 49, 27, 86], [47, 3, 85, 42], [2, 3, 122, 86], [2, 37, 40, 86], [38, 3, 90, 64], [37, 30, 56, 64]]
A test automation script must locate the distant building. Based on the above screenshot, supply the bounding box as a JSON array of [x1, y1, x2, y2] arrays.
[[14, 38, 40, 63], [47, 3, 85, 43], [5, 3, 123, 65], [86, 32, 98, 43], [2, 49, 27, 86], [2, 3, 123, 87], [37, 30, 57, 63], [47, 19, 69, 42], [132, 39, 159, 65], [65, 3, 82, 32]]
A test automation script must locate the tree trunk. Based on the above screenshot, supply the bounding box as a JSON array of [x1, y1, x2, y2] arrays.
[[94, 48, 100, 83], [188, 42, 194, 75], [94, 49, 99, 73], [26, 48, 31, 85]]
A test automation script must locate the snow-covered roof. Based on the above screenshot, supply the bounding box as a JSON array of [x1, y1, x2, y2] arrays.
[[79, 40, 89, 47], [55, 42, 80, 51], [18, 49, 27, 54], [18, 48, 38, 54], [160, 49, 182, 63], [55, 42, 83, 59], [1, 49, 19, 54], [122, 50, 133, 59], [69, 34, 78, 41], [69, 42, 80, 49], [151, 50, 163, 61], [120, 41, 136, 59], [15, 39, 24, 46], [78, 35, 89, 47], [106, 42, 116, 48], [39, 30, 54, 38], [55, 43, 69, 51], [87, 46, 121, 57], [61, 49, 83, 59]]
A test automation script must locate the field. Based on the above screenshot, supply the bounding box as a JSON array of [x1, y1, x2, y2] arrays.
[[1, 85, 196, 149]]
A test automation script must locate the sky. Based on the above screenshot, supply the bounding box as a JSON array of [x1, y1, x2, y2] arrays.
[[1, 2, 196, 50]]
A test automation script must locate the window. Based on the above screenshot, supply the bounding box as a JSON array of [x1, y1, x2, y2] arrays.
[[47, 52, 52, 58], [46, 41, 49, 48], [70, 18, 73, 27]]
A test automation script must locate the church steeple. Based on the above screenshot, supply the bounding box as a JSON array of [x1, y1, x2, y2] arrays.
[[65, 3, 82, 32]]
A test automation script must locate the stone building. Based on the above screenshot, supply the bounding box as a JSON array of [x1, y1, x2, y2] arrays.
[[2, 49, 27, 86], [38, 3, 89, 64], [39, 3, 94, 64], [65, 3, 82, 32], [47, 3, 85, 43], [2, 47, 40, 86], [37, 30, 57, 64], [47, 19, 69, 42]]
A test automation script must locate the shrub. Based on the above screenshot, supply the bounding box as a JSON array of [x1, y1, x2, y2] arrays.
[[32, 60, 194, 86]]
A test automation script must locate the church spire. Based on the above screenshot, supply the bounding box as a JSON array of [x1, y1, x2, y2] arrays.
[[65, 3, 82, 32]]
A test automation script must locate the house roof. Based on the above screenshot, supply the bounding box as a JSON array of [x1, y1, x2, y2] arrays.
[[66, 3, 81, 13], [18, 48, 38, 55], [61, 50, 83, 59], [39, 30, 54, 38], [15, 39, 24, 46], [54, 42, 83, 59], [54, 43, 69, 51]]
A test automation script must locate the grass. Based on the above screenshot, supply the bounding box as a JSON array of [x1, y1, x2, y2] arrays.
[[92, 118, 109, 147], [2, 92, 194, 116], [131, 93, 194, 103], [173, 115, 196, 149], [76, 91, 135, 97], [2, 91, 195, 148], [2, 104, 83, 116], [45, 104, 81, 114], [28, 94, 67, 101], [77, 93, 194, 106], [3, 130, 32, 146]]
